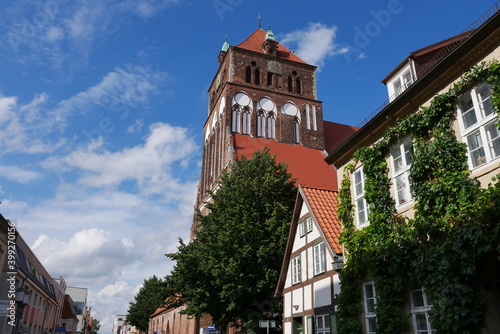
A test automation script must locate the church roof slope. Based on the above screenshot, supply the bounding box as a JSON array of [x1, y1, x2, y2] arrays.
[[232, 134, 337, 190], [235, 28, 308, 65], [323, 120, 359, 155]]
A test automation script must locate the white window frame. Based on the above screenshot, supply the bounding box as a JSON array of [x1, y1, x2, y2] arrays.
[[363, 281, 377, 334], [457, 83, 499, 169], [299, 222, 305, 237], [306, 217, 313, 233], [291, 255, 301, 285], [313, 242, 325, 275], [315, 314, 331, 334], [353, 167, 369, 226], [410, 286, 433, 334], [391, 137, 413, 207], [389, 65, 414, 100]]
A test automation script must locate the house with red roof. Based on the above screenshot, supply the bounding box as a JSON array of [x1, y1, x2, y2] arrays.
[[275, 186, 343, 334]]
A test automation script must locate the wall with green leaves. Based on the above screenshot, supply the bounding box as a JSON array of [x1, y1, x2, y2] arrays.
[[335, 60, 500, 334]]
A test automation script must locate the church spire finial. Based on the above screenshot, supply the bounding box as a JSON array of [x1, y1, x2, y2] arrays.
[[258, 13, 261, 29]]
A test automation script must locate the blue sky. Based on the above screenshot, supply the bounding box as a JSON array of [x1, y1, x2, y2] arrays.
[[0, 0, 498, 332]]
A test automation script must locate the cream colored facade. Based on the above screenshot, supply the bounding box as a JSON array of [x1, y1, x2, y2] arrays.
[[327, 8, 500, 334]]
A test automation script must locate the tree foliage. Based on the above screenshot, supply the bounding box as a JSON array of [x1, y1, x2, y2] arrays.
[[127, 275, 168, 332], [167, 149, 297, 331], [91, 319, 101, 334]]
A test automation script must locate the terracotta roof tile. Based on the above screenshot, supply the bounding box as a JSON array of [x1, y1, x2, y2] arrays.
[[301, 186, 342, 254], [233, 134, 337, 190], [236, 29, 308, 64]]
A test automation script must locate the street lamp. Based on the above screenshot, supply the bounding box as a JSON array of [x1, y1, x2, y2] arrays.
[[13, 287, 30, 334]]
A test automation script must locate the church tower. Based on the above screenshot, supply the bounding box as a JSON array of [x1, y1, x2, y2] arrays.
[[193, 27, 331, 236]]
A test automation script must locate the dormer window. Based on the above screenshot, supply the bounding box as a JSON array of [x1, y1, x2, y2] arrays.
[[388, 65, 414, 101]]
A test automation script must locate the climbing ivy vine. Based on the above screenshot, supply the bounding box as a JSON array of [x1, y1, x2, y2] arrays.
[[336, 60, 500, 334]]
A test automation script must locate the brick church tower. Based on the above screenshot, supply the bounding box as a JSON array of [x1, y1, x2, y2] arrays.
[[192, 27, 355, 236]]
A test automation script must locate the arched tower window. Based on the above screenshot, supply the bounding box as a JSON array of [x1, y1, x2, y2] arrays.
[[242, 107, 251, 134], [288, 76, 293, 92], [232, 105, 241, 133], [267, 72, 273, 86], [245, 67, 252, 83], [255, 69, 261, 85], [257, 110, 266, 137], [296, 78, 302, 94], [267, 112, 276, 139], [294, 117, 300, 143]]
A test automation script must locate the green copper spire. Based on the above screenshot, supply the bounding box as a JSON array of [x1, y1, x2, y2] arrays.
[[221, 34, 229, 52], [265, 25, 276, 41]]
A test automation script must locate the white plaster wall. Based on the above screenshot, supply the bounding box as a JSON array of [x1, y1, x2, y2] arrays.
[[292, 287, 303, 314], [314, 277, 332, 308], [304, 283, 312, 311], [284, 292, 291, 318]]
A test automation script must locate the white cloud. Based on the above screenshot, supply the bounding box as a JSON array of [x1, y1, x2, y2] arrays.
[[42, 122, 197, 199], [280, 22, 349, 69], [0, 93, 63, 154], [0, 1, 178, 79], [0, 165, 41, 183], [52, 64, 169, 124], [32, 228, 138, 282]]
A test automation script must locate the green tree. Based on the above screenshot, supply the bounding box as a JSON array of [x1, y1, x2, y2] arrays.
[[167, 149, 297, 331], [91, 319, 101, 334], [127, 275, 168, 332]]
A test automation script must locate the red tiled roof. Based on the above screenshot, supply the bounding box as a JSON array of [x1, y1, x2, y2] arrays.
[[236, 29, 308, 64], [323, 120, 359, 155], [301, 186, 342, 254], [232, 134, 337, 190]]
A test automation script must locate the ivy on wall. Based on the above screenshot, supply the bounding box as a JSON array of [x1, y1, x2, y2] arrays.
[[336, 60, 500, 334]]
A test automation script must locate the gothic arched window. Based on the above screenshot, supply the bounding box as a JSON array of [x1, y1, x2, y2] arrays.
[[257, 110, 266, 137], [242, 107, 251, 134], [288, 76, 293, 92], [232, 106, 241, 133], [245, 67, 252, 83], [296, 78, 302, 94], [294, 117, 300, 143], [267, 72, 273, 86], [255, 69, 261, 85], [267, 112, 276, 139]]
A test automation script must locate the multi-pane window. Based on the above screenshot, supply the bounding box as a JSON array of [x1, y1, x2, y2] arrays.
[[313, 242, 325, 275], [299, 222, 305, 237], [457, 83, 499, 169], [410, 286, 433, 334], [392, 69, 413, 99], [363, 282, 377, 334], [391, 137, 413, 206], [354, 167, 369, 225], [306, 217, 313, 233], [291, 255, 301, 285], [315, 314, 330, 334]]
